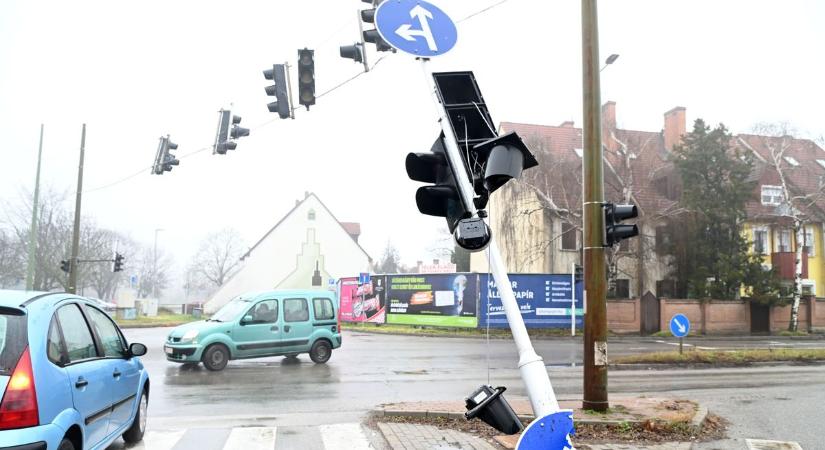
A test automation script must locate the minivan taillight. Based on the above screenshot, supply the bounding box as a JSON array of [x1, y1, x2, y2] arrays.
[[0, 347, 38, 430]]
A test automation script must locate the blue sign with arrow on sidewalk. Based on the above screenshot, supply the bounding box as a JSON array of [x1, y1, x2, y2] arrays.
[[375, 0, 458, 57], [670, 313, 690, 338]]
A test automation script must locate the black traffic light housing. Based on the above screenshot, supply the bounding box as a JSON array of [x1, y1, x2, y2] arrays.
[[112, 252, 124, 273], [340, 43, 364, 64], [60, 259, 71, 273], [406, 135, 470, 234], [604, 202, 639, 247], [574, 264, 583, 283], [363, 29, 393, 52], [263, 64, 291, 119], [464, 385, 523, 435], [214, 110, 248, 155], [297, 48, 315, 110]]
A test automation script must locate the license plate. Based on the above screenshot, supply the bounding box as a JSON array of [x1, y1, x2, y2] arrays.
[[164, 346, 173, 355]]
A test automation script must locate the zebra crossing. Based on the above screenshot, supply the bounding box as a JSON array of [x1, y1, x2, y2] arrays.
[[111, 423, 377, 450]]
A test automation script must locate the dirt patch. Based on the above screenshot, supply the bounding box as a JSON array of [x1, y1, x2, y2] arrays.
[[368, 412, 728, 448]]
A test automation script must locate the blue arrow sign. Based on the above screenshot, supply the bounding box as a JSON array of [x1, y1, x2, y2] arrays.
[[375, 0, 458, 57], [359, 272, 371, 285], [670, 313, 690, 338]]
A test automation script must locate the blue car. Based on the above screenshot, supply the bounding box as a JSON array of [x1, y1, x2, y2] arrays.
[[0, 290, 150, 450]]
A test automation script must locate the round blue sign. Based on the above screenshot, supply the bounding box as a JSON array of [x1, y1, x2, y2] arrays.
[[669, 314, 690, 338], [375, 0, 458, 57]]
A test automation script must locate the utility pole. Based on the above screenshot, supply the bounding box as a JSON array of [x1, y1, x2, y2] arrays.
[[25, 124, 45, 291], [68, 124, 86, 295], [581, 0, 609, 411]]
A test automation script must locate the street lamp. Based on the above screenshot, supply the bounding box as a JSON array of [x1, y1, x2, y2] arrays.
[[153, 228, 164, 299], [600, 54, 619, 72]]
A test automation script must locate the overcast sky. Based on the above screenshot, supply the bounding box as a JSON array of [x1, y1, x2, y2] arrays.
[[1, 0, 823, 287]]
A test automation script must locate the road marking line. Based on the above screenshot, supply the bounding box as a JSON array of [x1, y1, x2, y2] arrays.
[[319, 423, 373, 450], [746, 438, 803, 450], [222, 427, 277, 450], [129, 430, 186, 450]]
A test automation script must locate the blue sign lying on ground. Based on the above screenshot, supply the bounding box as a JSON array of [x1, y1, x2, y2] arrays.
[[478, 274, 583, 328]]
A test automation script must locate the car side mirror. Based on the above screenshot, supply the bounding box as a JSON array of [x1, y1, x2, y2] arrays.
[[241, 315, 254, 325], [129, 342, 147, 357]]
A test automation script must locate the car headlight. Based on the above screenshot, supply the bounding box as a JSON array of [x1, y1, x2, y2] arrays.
[[180, 329, 199, 344]]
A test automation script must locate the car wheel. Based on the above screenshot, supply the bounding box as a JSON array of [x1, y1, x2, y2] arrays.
[[309, 340, 332, 364], [122, 389, 148, 443], [58, 438, 75, 450], [203, 344, 230, 371]]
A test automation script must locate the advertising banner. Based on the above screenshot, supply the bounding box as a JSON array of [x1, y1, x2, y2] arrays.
[[479, 274, 583, 328], [386, 273, 478, 328], [338, 276, 387, 323]]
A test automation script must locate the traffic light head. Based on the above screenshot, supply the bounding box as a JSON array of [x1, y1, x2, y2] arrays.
[[263, 64, 291, 119], [474, 132, 539, 194], [574, 264, 583, 283], [112, 252, 125, 273], [406, 136, 471, 234], [230, 115, 249, 139], [297, 48, 315, 110], [60, 260, 70, 273], [363, 29, 392, 52], [340, 44, 364, 64], [604, 203, 639, 246]]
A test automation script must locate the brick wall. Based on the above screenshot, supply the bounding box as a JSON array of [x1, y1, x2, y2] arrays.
[[659, 299, 703, 333], [607, 299, 640, 334], [771, 300, 811, 332], [704, 301, 750, 334]]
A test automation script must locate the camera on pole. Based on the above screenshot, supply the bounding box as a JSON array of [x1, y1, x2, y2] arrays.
[[603, 202, 639, 247]]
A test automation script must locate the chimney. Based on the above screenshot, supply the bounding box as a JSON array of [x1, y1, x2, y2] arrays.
[[664, 106, 686, 151], [559, 120, 575, 127], [602, 101, 617, 151]]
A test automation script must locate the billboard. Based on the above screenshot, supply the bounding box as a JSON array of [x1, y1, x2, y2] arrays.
[[386, 274, 478, 328], [338, 276, 387, 323], [479, 274, 583, 328]]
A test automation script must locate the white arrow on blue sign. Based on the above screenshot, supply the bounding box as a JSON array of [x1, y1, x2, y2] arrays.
[[375, 0, 458, 57], [669, 313, 690, 338]]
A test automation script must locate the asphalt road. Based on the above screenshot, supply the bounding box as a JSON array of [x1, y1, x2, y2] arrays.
[[121, 327, 825, 448]]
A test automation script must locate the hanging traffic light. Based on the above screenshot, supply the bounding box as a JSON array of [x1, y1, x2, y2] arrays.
[[263, 64, 291, 119], [112, 252, 124, 273], [60, 259, 71, 273], [213, 109, 236, 155], [153, 136, 179, 174], [604, 203, 639, 247], [340, 43, 364, 64], [297, 48, 315, 110], [406, 135, 471, 234], [230, 115, 249, 139], [363, 29, 393, 52]]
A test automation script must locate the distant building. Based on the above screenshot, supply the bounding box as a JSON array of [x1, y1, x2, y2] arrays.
[[204, 193, 372, 313], [471, 102, 825, 301]]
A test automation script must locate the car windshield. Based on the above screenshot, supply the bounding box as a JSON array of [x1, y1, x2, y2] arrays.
[[0, 310, 27, 376], [210, 298, 252, 322]]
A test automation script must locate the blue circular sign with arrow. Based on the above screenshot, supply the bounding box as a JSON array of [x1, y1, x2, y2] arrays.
[[375, 0, 458, 57], [670, 313, 690, 338]]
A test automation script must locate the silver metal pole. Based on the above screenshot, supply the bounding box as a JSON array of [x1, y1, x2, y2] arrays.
[[420, 58, 559, 417], [285, 61, 296, 119], [571, 262, 576, 337], [25, 124, 45, 291]]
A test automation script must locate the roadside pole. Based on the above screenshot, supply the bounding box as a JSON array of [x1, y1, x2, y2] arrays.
[[25, 124, 45, 291], [420, 58, 560, 417], [68, 124, 86, 295], [581, 0, 609, 412], [571, 262, 576, 337]]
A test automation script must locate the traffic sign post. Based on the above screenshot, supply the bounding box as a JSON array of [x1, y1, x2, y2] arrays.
[[375, 2, 571, 447], [670, 314, 690, 354]]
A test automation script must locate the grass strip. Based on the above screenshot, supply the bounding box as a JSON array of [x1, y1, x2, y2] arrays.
[[613, 348, 825, 364], [115, 314, 201, 328]]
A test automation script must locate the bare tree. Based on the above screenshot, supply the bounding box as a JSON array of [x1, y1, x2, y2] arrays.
[[0, 226, 25, 288], [189, 228, 245, 288], [746, 123, 825, 331], [134, 245, 174, 299]]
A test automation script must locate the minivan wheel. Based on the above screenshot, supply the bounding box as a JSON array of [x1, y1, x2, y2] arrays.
[[203, 344, 229, 371], [58, 438, 75, 450], [309, 340, 332, 364], [122, 389, 148, 443]]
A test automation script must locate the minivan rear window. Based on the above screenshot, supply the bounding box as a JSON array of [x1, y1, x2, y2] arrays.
[[0, 309, 28, 375]]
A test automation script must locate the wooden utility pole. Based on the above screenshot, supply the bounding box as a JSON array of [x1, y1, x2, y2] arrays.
[[581, 0, 609, 411]]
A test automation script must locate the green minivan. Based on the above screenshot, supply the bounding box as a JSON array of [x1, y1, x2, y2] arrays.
[[164, 289, 341, 371]]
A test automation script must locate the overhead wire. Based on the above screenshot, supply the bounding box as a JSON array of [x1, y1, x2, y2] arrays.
[[80, 0, 513, 195]]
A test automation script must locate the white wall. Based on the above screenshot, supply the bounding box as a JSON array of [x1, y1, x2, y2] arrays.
[[205, 195, 371, 313]]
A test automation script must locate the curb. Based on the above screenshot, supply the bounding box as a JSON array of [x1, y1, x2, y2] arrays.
[[374, 408, 688, 426], [610, 360, 825, 370], [117, 322, 189, 329]]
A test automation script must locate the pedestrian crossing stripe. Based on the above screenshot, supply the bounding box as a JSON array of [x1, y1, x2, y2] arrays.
[[746, 439, 803, 450], [121, 424, 374, 450]]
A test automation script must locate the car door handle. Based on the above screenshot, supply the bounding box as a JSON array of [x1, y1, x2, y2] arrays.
[[284, 325, 291, 333], [75, 378, 89, 388], [113, 370, 122, 378], [270, 326, 279, 332]]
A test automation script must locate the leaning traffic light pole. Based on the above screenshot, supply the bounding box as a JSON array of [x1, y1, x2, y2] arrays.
[[419, 61, 560, 419]]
